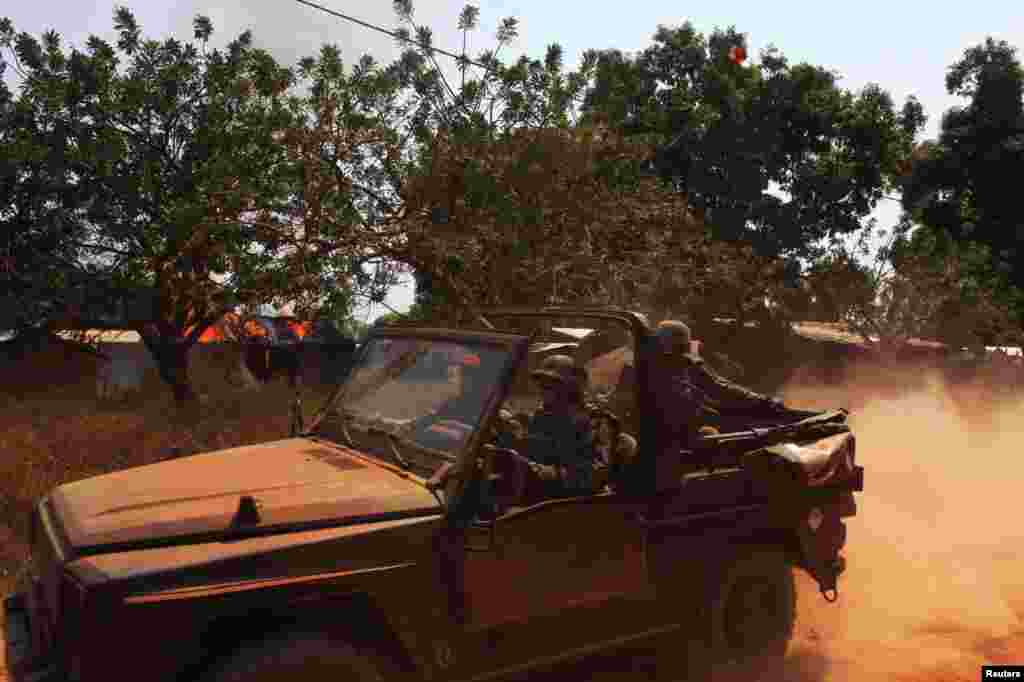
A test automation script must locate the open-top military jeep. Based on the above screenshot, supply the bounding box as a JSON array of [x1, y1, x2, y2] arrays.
[[4, 307, 863, 681]]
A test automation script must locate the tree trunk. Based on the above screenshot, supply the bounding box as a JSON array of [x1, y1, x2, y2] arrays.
[[141, 333, 198, 406]]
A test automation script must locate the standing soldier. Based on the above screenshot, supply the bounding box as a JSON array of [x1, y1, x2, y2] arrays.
[[651, 320, 786, 449]]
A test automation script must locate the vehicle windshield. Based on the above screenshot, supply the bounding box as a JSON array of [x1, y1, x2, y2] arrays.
[[311, 335, 513, 478]]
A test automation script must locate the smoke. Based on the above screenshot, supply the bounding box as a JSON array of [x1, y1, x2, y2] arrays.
[[773, 363, 1024, 681]]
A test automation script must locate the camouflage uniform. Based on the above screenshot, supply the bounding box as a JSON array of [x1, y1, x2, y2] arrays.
[[507, 355, 601, 497], [652, 320, 777, 448], [521, 406, 598, 496]]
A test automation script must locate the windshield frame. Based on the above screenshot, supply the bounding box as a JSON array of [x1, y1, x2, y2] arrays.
[[309, 326, 531, 473]]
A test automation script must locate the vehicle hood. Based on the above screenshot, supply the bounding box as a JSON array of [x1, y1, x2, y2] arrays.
[[48, 438, 439, 555]]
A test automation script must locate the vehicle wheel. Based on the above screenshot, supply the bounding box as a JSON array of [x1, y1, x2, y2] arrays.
[[198, 629, 396, 682], [707, 547, 796, 671]]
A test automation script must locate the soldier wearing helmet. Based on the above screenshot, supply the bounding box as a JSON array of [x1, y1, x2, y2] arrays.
[[652, 319, 784, 448], [513, 354, 600, 497]]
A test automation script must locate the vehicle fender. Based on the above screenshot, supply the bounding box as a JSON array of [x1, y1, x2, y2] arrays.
[[188, 592, 421, 681], [90, 567, 441, 682]]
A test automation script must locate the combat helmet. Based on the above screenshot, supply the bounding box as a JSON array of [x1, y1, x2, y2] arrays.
[[654, 319, 694, 357], [531, 354, 588, 400]]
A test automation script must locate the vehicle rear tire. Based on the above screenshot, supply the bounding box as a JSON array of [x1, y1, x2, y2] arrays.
[[197, 629, 396, 682], [706, 547, 796, 673]]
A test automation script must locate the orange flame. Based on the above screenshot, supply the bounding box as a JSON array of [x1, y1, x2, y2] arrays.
[[197, 326, 224, 343], [183, 314, 316, 343], [244, 319, 271, 338], [287, 320, 312, 339], [184, 312, 241, 343]]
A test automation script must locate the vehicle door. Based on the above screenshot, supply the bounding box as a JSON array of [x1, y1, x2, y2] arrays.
[[459, 489, 658, 671], [450, 309, 669, 671]]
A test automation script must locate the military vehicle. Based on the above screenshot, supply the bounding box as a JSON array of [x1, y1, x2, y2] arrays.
[[4, 307, 863, 681]]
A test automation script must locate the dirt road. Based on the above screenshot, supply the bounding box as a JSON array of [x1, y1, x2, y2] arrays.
[[763, 367, 1024, 682]]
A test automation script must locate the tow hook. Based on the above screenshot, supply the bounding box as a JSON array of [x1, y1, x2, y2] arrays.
[[820, 556, 846, 602]]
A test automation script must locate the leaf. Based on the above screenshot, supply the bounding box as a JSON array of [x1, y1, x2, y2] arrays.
[[496, 17, 519, 45], [414, 26, 433, 49], [458, 5, 480, 32], [113, 6, 140, 54], [193, 15, 213, 41], [393, 0, 414, 22]]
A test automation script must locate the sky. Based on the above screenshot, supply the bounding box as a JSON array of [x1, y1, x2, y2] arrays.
[[3, 0, 1022, 323]]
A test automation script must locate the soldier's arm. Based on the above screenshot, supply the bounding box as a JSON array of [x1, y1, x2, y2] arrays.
[[693, 363, 773, 412], [560, 417, 598, 493]]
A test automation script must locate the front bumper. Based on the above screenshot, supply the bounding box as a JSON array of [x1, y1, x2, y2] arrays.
[[4, 593, 62, 682]]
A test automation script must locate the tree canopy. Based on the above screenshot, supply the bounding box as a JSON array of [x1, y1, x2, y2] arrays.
[[581, 23, 925, 263], [4, 3, 1024, 395], [0, 9, 391, 401], [899, 37, 1024, 340]]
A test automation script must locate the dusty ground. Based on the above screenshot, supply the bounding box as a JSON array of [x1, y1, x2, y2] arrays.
[[3, 366, 1023, 680], [716, 365, 1024, 681]]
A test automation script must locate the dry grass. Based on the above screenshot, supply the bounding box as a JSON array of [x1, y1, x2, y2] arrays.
[[0, 379, 335, 593]]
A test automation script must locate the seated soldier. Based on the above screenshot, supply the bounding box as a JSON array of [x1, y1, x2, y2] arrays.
[[517, 354, 601, 498], [653, 319, 786, 448], [591, 409, 638, 491], [428, 355, 601, 504]]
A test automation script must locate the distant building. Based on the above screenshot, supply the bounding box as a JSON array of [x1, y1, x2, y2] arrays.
[[16, 311, 359, 399]]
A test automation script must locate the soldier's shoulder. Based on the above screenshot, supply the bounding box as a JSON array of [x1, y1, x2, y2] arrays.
[[569, 409, 593, 429]]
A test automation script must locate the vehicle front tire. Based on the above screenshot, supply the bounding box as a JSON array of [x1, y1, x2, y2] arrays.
[[197, 629, 396, 682]]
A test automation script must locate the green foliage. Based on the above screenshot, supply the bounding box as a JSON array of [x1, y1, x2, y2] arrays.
[[899, 36, 1024, 334], [0, 20, 109, 332], [826, 217, 1022, 349], [903, 38, 1024, 277], [0, 9, 406, 401], [581, 23, 924, 261], [1, 8, 308, 350]]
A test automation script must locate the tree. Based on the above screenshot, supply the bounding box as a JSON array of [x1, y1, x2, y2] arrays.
[[297, 1, 592, 324], [900, 37, 1024, 327], [834, 219, 1021, 350], [802, 251, 874, 323], [1, 9, 377, 404], [0, 21, 97, 334], [580, 23, 925, 279], [397, 123, 792, 328], [366, 6, 800, 327]]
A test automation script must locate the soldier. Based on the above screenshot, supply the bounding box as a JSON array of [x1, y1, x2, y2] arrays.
[[652, 319, 785, 449], [430, 354, 600, 503], [591, 408, 639, 490], [519, 354, 601, 497]]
